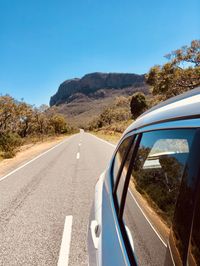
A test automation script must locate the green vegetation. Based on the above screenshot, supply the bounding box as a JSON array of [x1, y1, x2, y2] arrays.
[[0, 95, 75, 158], [88, 96, 132, 133], [89, 39, 200, 142], [1, 40, 198, 157], [130, 92, 148, 119], [146, 40, 200, 100], [0, 132, 22, 158], [133, 155, 182, 226]]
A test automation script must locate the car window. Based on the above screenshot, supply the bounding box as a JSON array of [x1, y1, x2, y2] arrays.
[[122, 129, 196, 266], [116, 137, 136, 205], [112, 135, 133, 185], [188, 188, 200, 266]]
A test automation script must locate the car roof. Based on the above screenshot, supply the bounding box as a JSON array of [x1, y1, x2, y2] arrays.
[[124, 86, 200, 134]]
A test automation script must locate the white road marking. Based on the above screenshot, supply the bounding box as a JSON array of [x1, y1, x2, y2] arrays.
[[76, 152, 80, 159], [88, 133, 116, 148], [128, 188, 167, 247], [0, 135, 76, 183], [57, 215, 73, 266]]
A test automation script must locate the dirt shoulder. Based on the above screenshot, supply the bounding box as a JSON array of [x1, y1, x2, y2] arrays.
[[0, 135, 69, 178], [90, 130, 121, 144]]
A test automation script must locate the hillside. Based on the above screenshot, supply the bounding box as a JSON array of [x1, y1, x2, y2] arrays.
[[50, 72, 146, 106], [49, 72, 148, 127]]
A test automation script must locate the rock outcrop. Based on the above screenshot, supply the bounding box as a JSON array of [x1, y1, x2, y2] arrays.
[[50, 72, 145, 106]]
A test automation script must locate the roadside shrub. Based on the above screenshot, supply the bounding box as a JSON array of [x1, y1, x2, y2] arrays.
[[130, 92, 148, 119], [49, 114, 68, 134], [0, 132, 22, 158]]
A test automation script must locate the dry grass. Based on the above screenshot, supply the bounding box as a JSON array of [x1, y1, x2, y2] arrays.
[[89, 118, 133, 144], [90, 130, 121, 144]]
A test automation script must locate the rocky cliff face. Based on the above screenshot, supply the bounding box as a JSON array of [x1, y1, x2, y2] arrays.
[[50, 72, 145, 106]]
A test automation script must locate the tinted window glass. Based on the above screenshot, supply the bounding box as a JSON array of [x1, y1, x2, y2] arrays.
[[116, 138, 136, 205], [112, 136, 132, 185], [123, 129, 195, 266], [169, 129, 199, 266], [188, 189, 200, 266]]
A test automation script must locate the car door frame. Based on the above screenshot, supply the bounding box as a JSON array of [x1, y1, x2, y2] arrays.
[[110, 118, 200, 266]]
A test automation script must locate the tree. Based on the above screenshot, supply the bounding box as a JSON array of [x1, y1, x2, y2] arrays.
[[130, 92, 147, 119], [34, 111, 49, 135], [17, 102, 35, 137], [146, 40, 200, 99], [0, 94, 73, 158], [0, 95, 18, 133], [50, 114, 68, 134]]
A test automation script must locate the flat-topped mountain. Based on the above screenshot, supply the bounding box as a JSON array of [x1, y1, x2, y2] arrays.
[[49, 72, 148, 127], [50, 72, 145, 106]]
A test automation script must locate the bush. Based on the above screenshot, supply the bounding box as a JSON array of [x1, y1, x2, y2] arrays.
[[88, 98, 132, 131], [130, 92, 148, 119], [50, 114, 68, 134], [0, 132, 22, 158]]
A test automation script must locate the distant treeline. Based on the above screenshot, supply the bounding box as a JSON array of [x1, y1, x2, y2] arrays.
[[0, 96, 74, 158]]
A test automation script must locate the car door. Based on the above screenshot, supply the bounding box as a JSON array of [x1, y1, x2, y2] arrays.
[[97, 133, 137, 266], [113, 128, 198, 266]]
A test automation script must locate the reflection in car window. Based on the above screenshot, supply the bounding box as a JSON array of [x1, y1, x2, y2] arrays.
[[116, 138, 136, 205], [112, 136, 133, 185], [188, 189, 200, 266], [123, 129, 195, 266], [168, 129, 198, 266]]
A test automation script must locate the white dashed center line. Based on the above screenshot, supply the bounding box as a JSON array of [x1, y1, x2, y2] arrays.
[[57, 215, 73, 266], [76, 152, 80, 159]]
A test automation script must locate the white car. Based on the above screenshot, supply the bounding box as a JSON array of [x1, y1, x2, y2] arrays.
[[88, 87, 200, 266]]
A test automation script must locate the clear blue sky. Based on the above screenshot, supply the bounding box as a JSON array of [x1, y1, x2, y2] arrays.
[[0, 0, 199, 106]]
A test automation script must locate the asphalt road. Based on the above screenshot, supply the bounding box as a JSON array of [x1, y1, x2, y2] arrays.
[[0, 132, 114, 266]]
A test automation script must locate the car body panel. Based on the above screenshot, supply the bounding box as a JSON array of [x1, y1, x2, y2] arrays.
[[88, 168, 130, 266]]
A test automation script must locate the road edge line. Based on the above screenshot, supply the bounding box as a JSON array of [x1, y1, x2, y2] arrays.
[[0, 134, 76, 183]]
